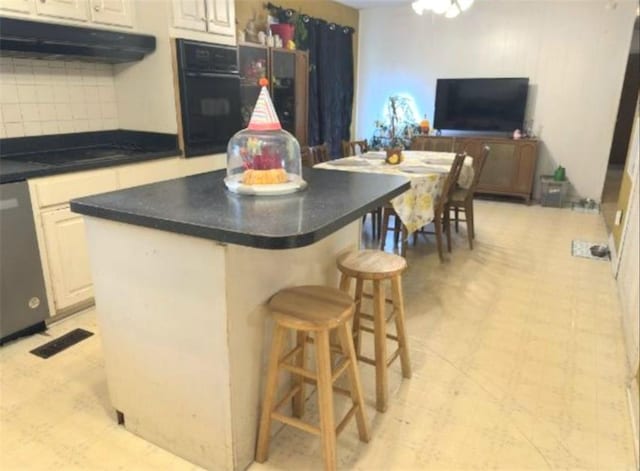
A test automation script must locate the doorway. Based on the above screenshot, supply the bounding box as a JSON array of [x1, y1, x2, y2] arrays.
[[602, 18, 639, 231]]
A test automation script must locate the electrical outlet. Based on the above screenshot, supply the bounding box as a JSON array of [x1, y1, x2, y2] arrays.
[[614, 210, 623, 225]]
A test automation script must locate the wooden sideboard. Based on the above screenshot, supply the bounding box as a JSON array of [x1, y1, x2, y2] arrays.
[[411, 136, 539, 203]]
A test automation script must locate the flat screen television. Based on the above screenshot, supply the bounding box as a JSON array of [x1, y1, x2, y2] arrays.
[[433, 78, 529, 132]]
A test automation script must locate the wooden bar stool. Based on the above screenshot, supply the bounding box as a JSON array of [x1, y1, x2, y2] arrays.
[[256, 285, 370, 471], [337, 250, 412, 413]]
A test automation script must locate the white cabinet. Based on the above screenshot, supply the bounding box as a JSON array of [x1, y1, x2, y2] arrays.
[[172, 0, 206, 32], [0, 0, 35, 14], [205, 0, 233, 36], [89, 0, 133, 28], [2, 0, 134, 28], [41, 206, 94, 311], [172, 0, 234, 37], [35, 0, 88, 21]]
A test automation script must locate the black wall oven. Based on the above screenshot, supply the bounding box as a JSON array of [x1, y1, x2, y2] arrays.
[[176, 40, 242, 157]]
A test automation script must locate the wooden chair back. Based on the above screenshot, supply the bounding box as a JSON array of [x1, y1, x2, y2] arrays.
[[466, 145, 490, 194], [435, 152, 466, 213], [300, 146, 314, 168], [410, 136, 455, 152], [309, 143, 330, 164], [342, 140, 369, 157]]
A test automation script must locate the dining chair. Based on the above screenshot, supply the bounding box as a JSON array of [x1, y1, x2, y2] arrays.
[[409, 136, 455, 152], [342, 140, 369, 157], [341, 140, 380, 239], [413, 152, 466, 262], [447, 145, 490, 250], [300, 146, 314, 168], [379, 204, 408, 257], [310, 143, 330, 164]]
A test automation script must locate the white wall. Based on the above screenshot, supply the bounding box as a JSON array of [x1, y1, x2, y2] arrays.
[[0, 58, 118, 138], [114, 0, 178, 134], [355, 0, 637, 200]]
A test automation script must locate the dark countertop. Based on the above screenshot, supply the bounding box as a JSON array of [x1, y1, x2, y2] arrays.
[[0, 130, 180, 183], [70, 168, 410, 249]]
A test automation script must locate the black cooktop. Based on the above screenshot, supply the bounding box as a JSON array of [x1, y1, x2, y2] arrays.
[[10, 144, 146, 165]]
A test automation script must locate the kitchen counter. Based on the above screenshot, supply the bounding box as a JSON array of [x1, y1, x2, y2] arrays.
[[71, 169, 410, 249], [0, 130, 180, 183], [71, 169, 409, 470]]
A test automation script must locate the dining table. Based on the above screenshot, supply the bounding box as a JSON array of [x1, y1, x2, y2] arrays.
[[314, 150, 474, 234]]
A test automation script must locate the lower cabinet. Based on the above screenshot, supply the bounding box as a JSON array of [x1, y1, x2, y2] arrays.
[[41, 206, 93, 312], [31, 154, 226, 317]]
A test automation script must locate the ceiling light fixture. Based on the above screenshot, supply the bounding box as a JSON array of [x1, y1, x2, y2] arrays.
[[411, 0, 474, 18]]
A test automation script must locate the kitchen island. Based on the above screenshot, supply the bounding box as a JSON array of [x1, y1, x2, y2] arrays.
[[70, 168, 409, 470]]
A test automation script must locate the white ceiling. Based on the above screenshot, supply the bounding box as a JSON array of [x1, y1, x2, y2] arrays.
[[334, 0, 408, 10]]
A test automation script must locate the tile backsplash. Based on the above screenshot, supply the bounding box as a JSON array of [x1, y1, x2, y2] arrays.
[[0, 57, 119, 139]]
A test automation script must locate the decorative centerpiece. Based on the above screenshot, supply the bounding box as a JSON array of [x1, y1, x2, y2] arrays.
[[385, 147, 404, 165], [225, 78, 307, 195]]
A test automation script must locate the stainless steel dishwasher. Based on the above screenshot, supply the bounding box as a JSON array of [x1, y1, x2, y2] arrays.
[[1, 181, 49, 344]]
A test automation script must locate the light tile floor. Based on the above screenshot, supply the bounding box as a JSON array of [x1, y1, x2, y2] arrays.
[[0, 201, 636, 470]]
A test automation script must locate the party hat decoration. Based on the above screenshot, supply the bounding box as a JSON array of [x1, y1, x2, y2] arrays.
[[248, 79, 282, 131]]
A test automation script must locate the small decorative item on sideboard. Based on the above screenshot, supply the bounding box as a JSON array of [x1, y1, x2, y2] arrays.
[[512, 129, 522, 140]]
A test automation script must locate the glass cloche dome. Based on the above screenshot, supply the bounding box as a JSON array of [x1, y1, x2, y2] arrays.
[[225, 82, 307, 195]]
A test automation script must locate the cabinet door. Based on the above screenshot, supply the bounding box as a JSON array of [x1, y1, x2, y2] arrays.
[[239, 45, 269, 127], [36, 0, 88, 21], [89, 0, 133, 27], [294, 51, 308, 146], [0, 0, 34, 14], [41, 207, 93, 311], [477, 142, 517, 191], [172, 0, 206, 32], [271, 49, 297, 136], [205, 0, 234, 37], [513, 141, 538, 195]]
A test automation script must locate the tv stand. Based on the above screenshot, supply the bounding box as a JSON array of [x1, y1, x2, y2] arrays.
[[411, 135, 539, 203]]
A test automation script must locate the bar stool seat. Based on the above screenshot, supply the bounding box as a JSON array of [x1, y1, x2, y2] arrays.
[[256, 285, 370, 471], [337, 250, 412, 413]]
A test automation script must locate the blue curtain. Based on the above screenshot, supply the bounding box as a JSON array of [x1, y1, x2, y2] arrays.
[[306, 20, 354, 158]]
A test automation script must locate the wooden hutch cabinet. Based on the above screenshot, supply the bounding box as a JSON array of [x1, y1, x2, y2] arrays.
[[412, 135, 539, 203], [238, 44, 308, 145]]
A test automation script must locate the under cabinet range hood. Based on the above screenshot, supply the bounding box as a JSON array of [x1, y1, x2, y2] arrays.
[[0, 17, 155, 63]]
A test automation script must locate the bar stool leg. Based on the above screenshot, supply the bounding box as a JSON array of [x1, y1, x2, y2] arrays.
[[372, 279, 389, 413], [391, 275, 411, 379], [315, 329, 337, 471], [352, 278, 364, 356], [256, 324, 286, 463], [292, 331, 307, 418], [339, 273, 351, 292], [337, 322, 370, 443]]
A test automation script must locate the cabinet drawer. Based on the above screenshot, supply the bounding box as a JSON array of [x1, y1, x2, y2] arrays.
[[32, 168, 118, 208], [117, 158, 181, 188], [180, 154, 225, 177]]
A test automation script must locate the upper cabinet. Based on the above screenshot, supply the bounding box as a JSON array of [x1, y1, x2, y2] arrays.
[[1, 0, 134, 28], [35, 0, 88, 21], [172, 0, 206, 32], [204, 0, 232, 36], [90, 0, 133, 28], [172, 0, 234, 38]]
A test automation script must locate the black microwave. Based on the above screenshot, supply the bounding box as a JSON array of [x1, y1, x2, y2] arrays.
[[176, 40, 242, 157]]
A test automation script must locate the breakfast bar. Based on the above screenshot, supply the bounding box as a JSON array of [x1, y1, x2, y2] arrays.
[[70, 168, 409, 470]]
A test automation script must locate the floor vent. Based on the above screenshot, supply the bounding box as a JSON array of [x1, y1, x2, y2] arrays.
[[30, 328, 93, 359], [571, 240, 610, 261]]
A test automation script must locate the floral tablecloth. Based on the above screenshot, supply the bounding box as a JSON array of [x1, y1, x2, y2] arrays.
[[315, 151, 474, 233]]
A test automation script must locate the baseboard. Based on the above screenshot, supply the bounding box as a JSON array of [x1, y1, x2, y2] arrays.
[[608, 232, 619, 277], [626, 378, 639, 468]]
